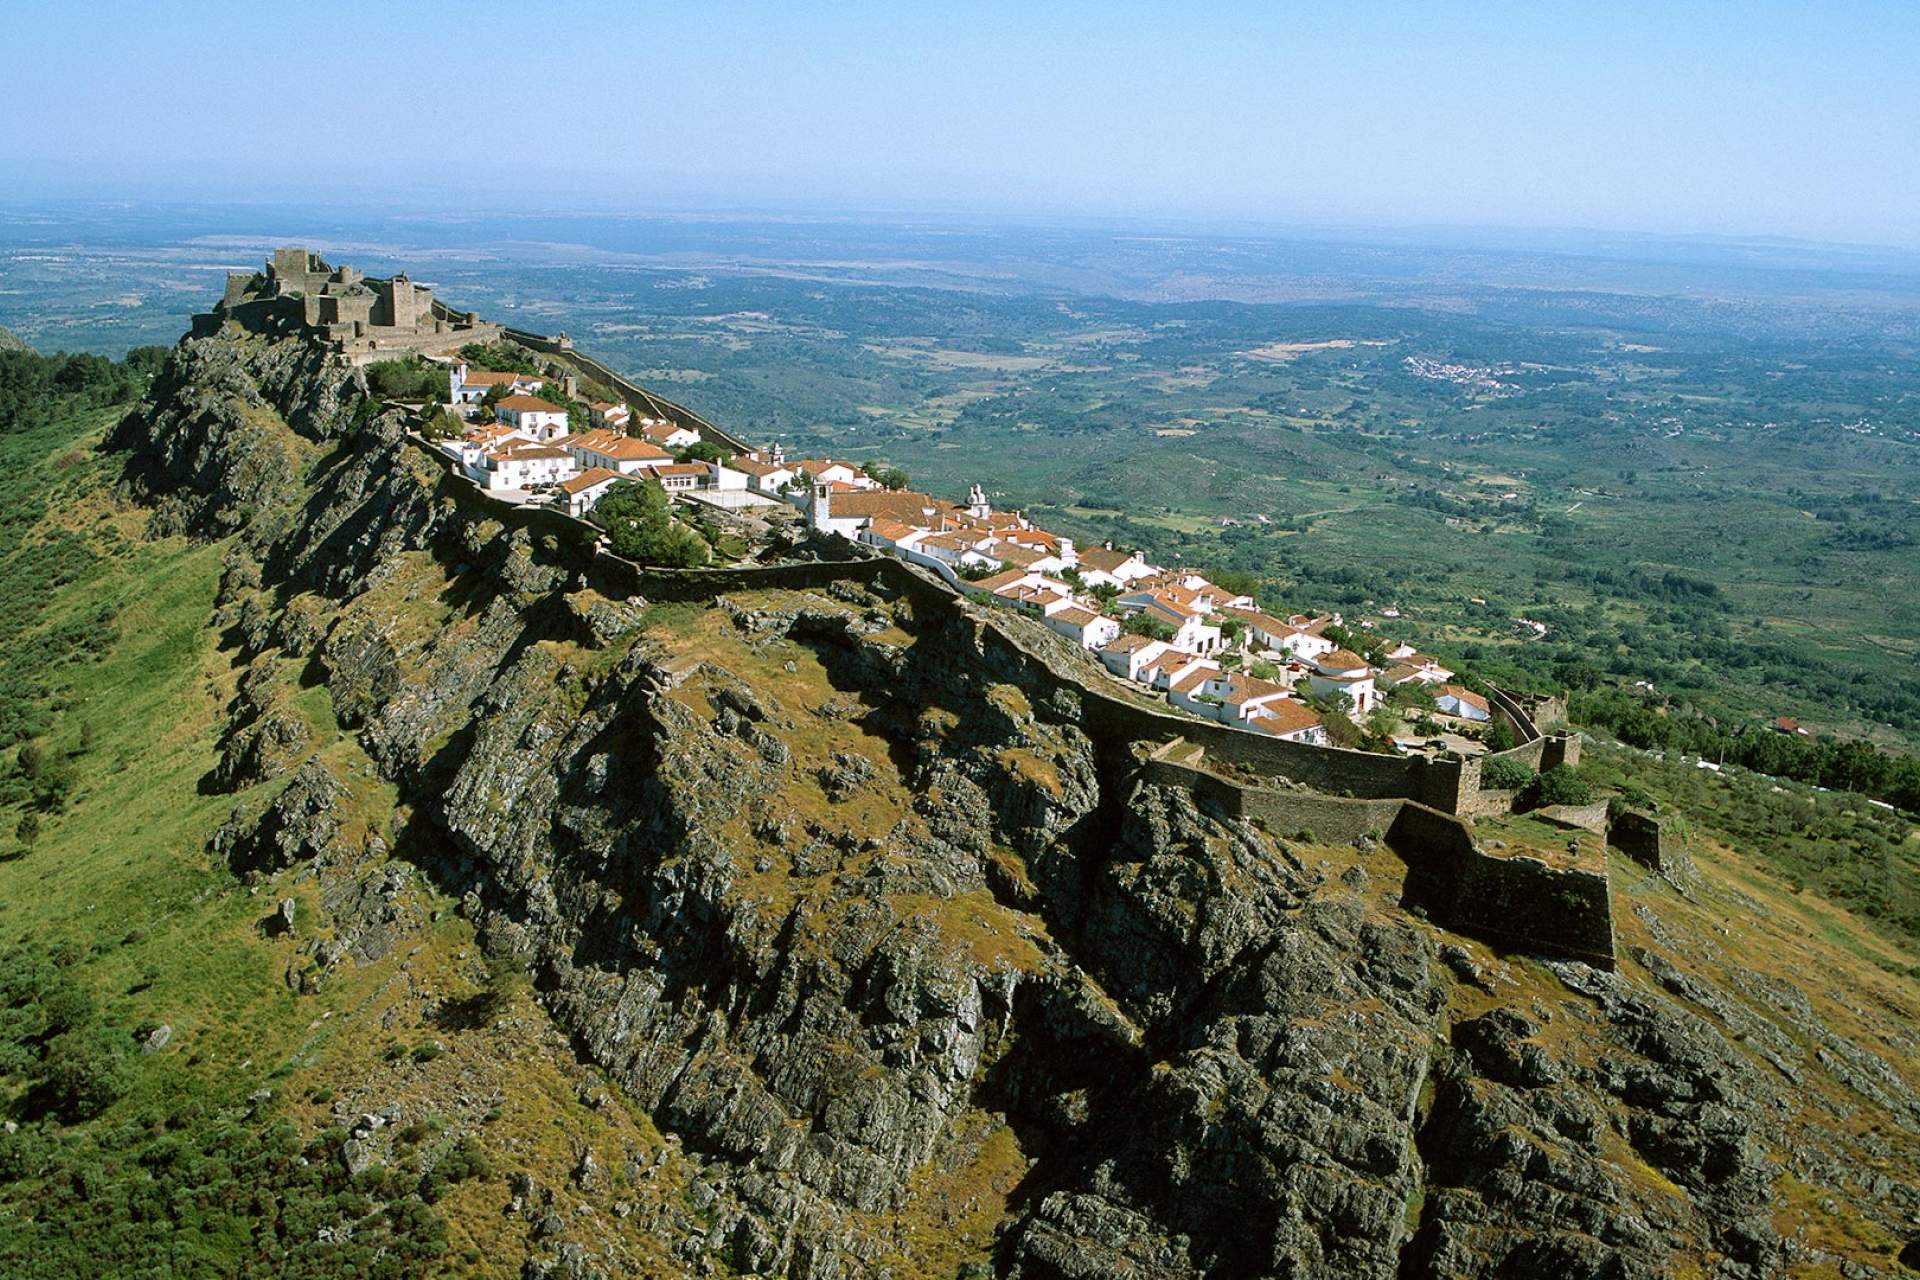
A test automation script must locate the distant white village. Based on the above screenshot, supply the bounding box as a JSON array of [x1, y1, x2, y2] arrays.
[[427, 356, 1495, 752]]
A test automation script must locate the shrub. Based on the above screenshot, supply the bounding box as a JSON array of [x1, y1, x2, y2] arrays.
[[1481, 756, 1536, 791], [40, 1025, 133, 1120], [1527, 764, 1594, 808]]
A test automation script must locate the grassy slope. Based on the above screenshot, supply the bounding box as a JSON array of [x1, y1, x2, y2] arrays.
[[0, 402, 689, 1276]]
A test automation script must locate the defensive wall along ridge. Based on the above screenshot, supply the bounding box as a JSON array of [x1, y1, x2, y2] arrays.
[[413, 434, 1619, 967]]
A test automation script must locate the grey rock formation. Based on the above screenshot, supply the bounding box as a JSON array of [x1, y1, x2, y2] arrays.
[[107, 324, 1920, 1280]]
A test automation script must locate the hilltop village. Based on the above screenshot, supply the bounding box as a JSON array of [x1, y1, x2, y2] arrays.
[[197, 249, 1503, 760], [430, 375, 1487, 759]]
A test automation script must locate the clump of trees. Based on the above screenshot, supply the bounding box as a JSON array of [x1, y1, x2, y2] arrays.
[[595, 479, 709, 567], [1481, 756, 1536, 790], [457, 342, 539, 375], [364, 357, 444, 403], [1575, 688, 1920, 814], [865, 462, 910, 491]]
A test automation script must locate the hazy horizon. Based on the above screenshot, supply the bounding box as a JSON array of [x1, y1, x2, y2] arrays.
[[5, 1, 1918, 248]]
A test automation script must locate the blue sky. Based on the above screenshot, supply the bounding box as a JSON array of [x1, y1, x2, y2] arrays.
[[5, 1, 1917, 244]]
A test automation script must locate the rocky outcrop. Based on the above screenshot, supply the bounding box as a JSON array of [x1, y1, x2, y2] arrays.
[[109, 325, 1920, 1279], [108, 328, 365, 539]]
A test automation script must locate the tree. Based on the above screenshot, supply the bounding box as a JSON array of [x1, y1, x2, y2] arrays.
[[420, 407, 463, 440], [40, 1025, 132, 1121], [596, 479, 709, 567], [1123, 613, 1176, 642], [866, 463, 910, 491], [1483, 720, 1516, 753], [1526, 764, 1594, 808], [1482, 756, 1536, 790], [677, 440, 729, 465], [15, 812, 39, 849]]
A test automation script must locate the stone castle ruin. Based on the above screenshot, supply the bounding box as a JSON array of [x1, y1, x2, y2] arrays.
[[193, 247, 501, 365]]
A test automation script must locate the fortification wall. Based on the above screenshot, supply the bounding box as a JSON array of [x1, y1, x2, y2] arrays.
[[1139, 753, 1406, 845], [1536, 801, 1612, 835], [1390, 804, 1615, 969], [407, 435, 1614, 961], [409, 435, 1478, 813]]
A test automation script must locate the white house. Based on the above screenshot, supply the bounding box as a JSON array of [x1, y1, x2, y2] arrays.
[[495, 394, 570, 441], [1218, 606, 1304, 654], [733, 456, 797, 495], [1045, 606, 1121, 651], [1100, 634, 1171, 682], [566, 429, 675, 475], [473, 442, 576, 492], [1308, 648, 1379, 715], [1274, 618, 1338, 661], [449, 364, 543, 404], [588, 401, 632, 429], [1076, 544, 1156, 589], [1435, 685, 1491, 722], [1115, 590, 1224, 656], [635, 418, 703, 451], [560, 466, 626, 516], [792, 459, 873, 490], [652, 462, 714, 494], [1148, 650, 1219, 693], [809, 487, 957, 540], [1245, 700, 1329, 745]]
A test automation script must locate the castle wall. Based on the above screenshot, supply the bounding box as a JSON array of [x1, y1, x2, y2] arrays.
[[1390, 803, 1615, 969], [1139, 751, 1406, 845], [406, 434, 1616, 965]]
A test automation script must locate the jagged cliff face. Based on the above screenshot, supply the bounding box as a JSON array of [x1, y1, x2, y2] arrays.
[[115, 327, 1920, 1279]]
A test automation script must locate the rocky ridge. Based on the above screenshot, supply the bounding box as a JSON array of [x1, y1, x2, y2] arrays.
[[110, 325, 1920, 1278]]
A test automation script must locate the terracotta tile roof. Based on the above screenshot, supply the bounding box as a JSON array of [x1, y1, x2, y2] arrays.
[[560, 467, 623, 494], [579, 435, 673, 462], [1169, 668, 1215, 695], [825, 490, 957, 523], [1078, 547, 1136, 573], [731, 457, 790, 477], [652, 463, 709, 477], [1102, 633, 1155, 654], [497, 395, 563, 413], [1052, 606, 1101, 627], [1439, 685, 1490, 712], [865, 518, 919, 542], [487, 443, 571, 461], [461, 369, 532, 386], [993, 543, 1049, 568], [967, 568, 1030, 593], [1321, 648, 1368, 670], [1248, 700, 1322, 735]]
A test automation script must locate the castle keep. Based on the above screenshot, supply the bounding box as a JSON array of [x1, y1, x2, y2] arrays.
[[193, 247, 501, 365]]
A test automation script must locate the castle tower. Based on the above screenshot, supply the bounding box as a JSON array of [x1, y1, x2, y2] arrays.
[[386, 274, 419, 330]]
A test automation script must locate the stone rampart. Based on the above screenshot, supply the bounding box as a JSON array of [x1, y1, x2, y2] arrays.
[[1535, 801, 1612, 835], [1389, 804, 1615, 969], [1607, 809, 1694, 885], [1140, 751, 1406, 845]]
